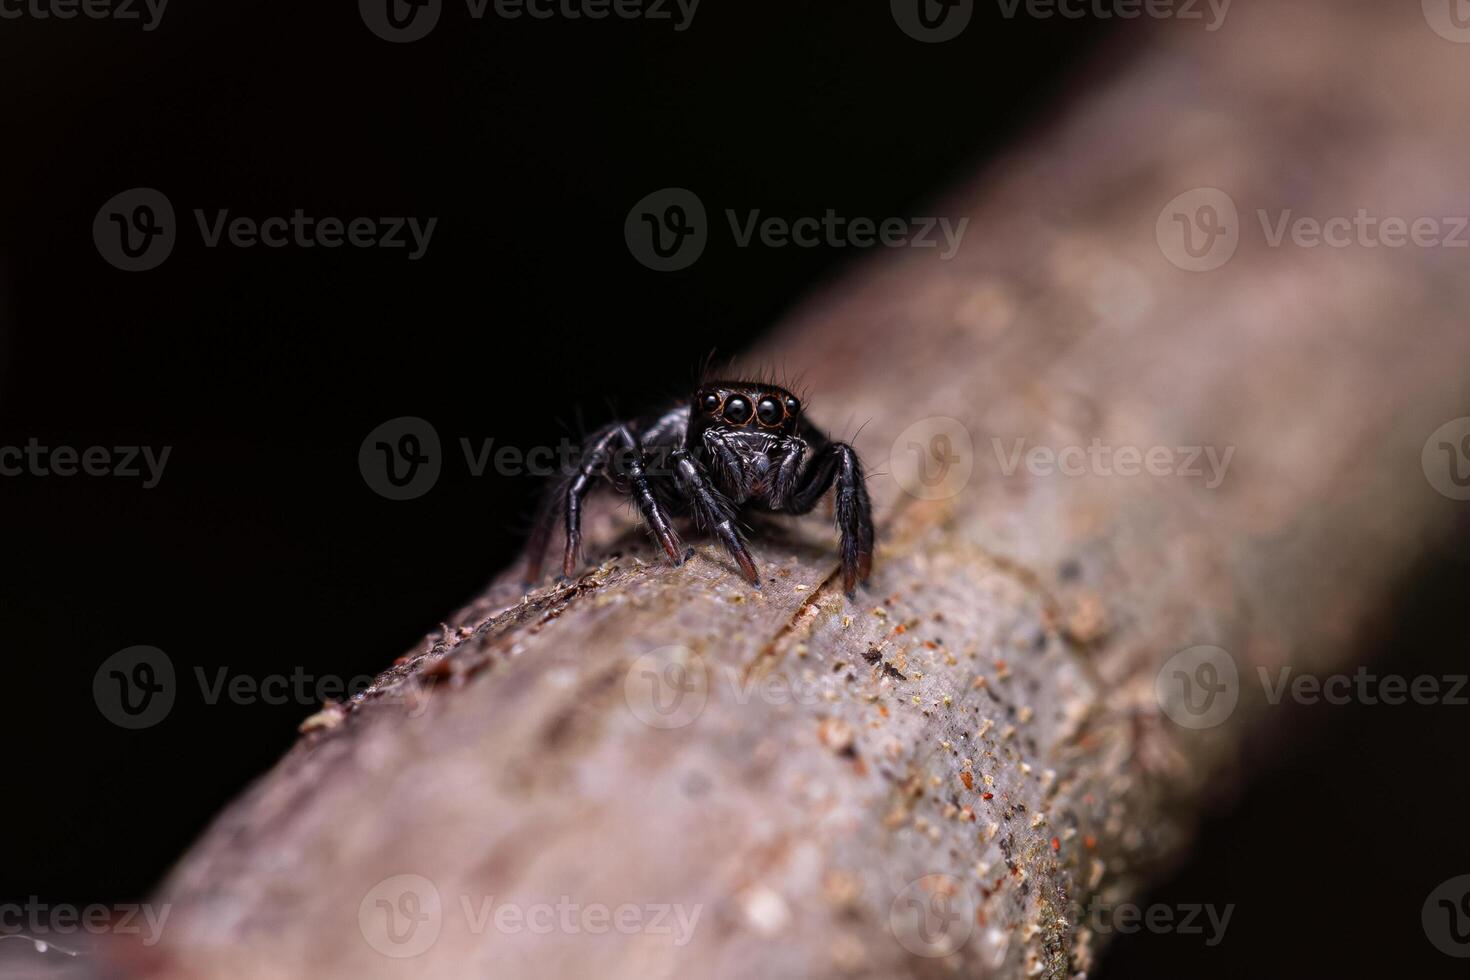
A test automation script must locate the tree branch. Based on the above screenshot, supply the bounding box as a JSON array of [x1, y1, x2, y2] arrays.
[[142, 4, 1470, 977]]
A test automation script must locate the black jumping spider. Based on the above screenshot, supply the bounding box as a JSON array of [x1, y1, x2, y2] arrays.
[[526, 381, 874, 595]]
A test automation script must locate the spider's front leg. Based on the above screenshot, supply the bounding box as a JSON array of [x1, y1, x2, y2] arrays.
[[671, 450, 760, 586], [537, 423, 684, 580], [785, 440, 874, 596], [767, 435, 808, 510], [700, 428, 751, 503]]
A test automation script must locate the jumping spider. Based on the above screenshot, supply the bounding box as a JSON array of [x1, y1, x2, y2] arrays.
[[526, 381, 874, 595]]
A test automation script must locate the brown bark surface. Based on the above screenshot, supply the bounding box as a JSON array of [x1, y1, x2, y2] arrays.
[[143, 3, 1470, 977]]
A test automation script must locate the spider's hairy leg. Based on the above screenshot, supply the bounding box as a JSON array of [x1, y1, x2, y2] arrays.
[[701, 429, 750, 503], [558, 427, 615, 578], [767, 436, 808, 510], [608, 424, 685, 570], [785, 441, 874, 596], [559, 423, 683, 579], [671, 450, 760, 586]]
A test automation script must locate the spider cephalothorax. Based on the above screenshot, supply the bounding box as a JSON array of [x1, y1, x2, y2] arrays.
[[525, 379, 874, 596]]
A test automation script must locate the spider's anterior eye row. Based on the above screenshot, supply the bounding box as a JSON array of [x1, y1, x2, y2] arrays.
[[700, 389, 800, 425], [724, 395, 753, 424]]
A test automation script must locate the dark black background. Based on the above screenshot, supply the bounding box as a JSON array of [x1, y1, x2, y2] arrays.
[[0, 3, 1465, 977]]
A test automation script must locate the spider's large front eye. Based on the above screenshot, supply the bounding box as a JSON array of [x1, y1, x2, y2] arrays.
[[756, 397, 783, 427], [701, 393, 721, 413], [724, 395, 753, 424]]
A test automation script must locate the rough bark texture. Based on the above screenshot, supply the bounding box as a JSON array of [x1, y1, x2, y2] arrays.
[[138, 3, 1470, 977]]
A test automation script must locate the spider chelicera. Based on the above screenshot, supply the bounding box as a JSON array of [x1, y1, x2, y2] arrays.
[[525, 381, 875, 596]]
